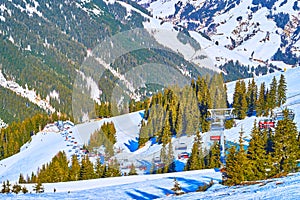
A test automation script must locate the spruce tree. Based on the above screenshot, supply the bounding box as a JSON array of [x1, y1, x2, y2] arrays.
[[247, 120, 270, 180], [236, 128, 249, 182], [33, 181, 44, 193], [80, 155, 96, 180], [139, 120, 150, 147], [128, 163, 138, 175], [95, 158, 105, 178], [209, 73, 227, 109], [197, 77, 212, 133], [160, 144, 168, 173], [267, 76, 277, 111], [277, 74, 287, 107], [225, 128, 248, 185], [185, 132, 204, 170], [105, 159, 122, 177], [171, 178, 184, 196], [175, 103, 183, 137], [246, 79, 257, 116], [256, 82, 266, 116], [1, 180, 11, 194], [184, 87, 200, 135], [224, 146, 239, 186], [21, 186, 28, 194], [167, 141, 176, 173], [233, 80, 248, 119], [273, 110, 299, 173], [18, 174, 26, 184], [205, 142, 220, 169], [240, 81, 248, 119], [161, 112, 172, 145], [12, 184, 22, 194], [69, 154, 81, 181]]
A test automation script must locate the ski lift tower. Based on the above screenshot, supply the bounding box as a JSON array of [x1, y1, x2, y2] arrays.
[[207, 108, 234, 168]]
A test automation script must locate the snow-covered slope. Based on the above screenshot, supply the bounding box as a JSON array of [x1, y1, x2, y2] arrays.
[[137, 0, 300, 69], [225, 66, 300, 143], [0, 111, 144, 183], [2, 67, 300, 184], [0, 66, 300, 198]]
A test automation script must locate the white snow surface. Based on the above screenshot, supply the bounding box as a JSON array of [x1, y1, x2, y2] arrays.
[[141, 0, 299, 69], [0, 67, 300, 198]]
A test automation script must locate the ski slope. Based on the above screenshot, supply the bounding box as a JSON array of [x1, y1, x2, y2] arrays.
[[0, 67, 300, 198]]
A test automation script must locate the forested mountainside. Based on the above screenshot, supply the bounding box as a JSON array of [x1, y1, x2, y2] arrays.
[[0, 0, 145, 122], [0, 0, 299, 124], [0, 0, 214, 123]]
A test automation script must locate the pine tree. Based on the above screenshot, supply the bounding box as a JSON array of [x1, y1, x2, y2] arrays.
[[273, 110, 299, 173], [236, 128, 249, 182], [95, 158, 105, 178], [33, 181, 44, 193], [138, 120, 150, 147], [69, 154, 81, 181], [160, 144, 168, 173], [225, 128, 248, 185], [246, 79, 257, 116], [240, 81, 248, 119], [233, 80, 248, 119], [209, 73, 227, 109], [184, 87, 200, 135], [105, 159, 122, 177], [224, 146, 239, 186], [161, 112, 172, 145], [171, 178, 184, 196], [80, 155, 96, 180], [185, 132, 204, 170], [1, 180, 11, 194], [267, 76, 277, 111], [197, 77, 212, 133], [12, 184, 22, 194], [167, 141, 175, 173], [128, 163, 138, 175], [18, 174, 26, 184], [21, 186, 28, 194], [277, 74, 287, 107], [48, 152, 68, 182], [247, 120, 270, 180], [175, 103, 183, 137], [205, 142, 220, 169], [256, 82, 266, 116]]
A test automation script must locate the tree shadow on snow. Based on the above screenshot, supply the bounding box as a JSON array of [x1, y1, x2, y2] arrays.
[[125, 189, 160, 200], [125, 137, 139, 152], [167, 177, 205, 193], [154, 186, 174, 196], [125, 191, 147, 200], [201, 175, 222, 183], [134, 189, 160, 199]]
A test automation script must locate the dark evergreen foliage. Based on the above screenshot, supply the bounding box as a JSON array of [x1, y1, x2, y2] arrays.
[[171, 178, 184, 196], [33, 181, 44, 193], [0, 114, 52, 160], [12, 184, 22, 194]]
